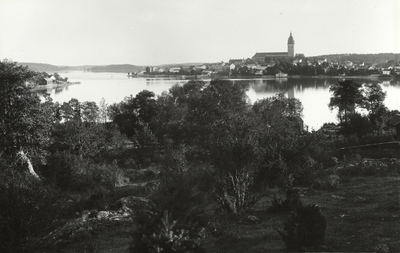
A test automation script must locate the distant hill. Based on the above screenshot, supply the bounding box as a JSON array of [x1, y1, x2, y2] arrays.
[[88, 64, 143, 73], [18, 62, 143, 73], [310, 53, 400, 64], [158, 62, 207, 68], [19, 62, 73, 72]]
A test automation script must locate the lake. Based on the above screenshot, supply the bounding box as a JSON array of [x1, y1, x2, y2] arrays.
[[36, 71, 400, 130]]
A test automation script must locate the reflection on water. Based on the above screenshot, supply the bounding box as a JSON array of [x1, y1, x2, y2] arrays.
[[39, 71, 400, 130]]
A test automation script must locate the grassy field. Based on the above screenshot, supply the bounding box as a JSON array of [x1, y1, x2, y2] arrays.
[[205, 175, 400, 252], [58, 168, 400, 253]]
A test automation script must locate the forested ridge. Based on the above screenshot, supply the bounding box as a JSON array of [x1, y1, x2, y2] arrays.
[[312, 53, 400, 64], [1, 60, 400, 252]]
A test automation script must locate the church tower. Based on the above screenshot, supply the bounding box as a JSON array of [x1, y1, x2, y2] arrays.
[[287, 32, 295, 57]]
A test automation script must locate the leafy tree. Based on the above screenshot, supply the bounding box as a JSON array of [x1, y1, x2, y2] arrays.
[[339, 112, 374, 137], [185, 79, 250, 148], [363, 83, 386, 115], [98, 97, 108, 123], [154, 81, 205, 142], [60, 98, 82, 122], [328, 80, 364, 123], [81, 101, 99, 123], [110, 90, 157, 138], [252, 94, 310, 187], [0, 60, 53, 176], [245, 58, 255, 64]]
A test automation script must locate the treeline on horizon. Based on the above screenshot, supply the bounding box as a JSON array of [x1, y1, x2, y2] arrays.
[[19, 53, 400, 73], [313, 53, 400, 64]]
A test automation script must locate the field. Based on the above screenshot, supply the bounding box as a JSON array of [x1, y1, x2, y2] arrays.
[[58, 167, 400, 253], [206, 175, 400, 252]]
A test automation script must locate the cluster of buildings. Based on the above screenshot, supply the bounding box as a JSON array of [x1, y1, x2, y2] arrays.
[[139, 32, 400, 77]]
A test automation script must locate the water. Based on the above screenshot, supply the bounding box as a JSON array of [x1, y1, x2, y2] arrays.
[[37, 71, 400, 130]]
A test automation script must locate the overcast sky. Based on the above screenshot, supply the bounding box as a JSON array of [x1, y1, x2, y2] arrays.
[[1, 0, 399, 66]]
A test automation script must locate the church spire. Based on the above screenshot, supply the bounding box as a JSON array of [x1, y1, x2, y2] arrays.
[[287, 32, 295, 57], [288, 32, 295, 44]]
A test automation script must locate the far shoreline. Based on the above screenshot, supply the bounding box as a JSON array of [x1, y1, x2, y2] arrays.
[[129, 73, 397, 81]]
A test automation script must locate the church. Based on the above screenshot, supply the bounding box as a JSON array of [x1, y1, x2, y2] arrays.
[[252, 32, 295, 62]]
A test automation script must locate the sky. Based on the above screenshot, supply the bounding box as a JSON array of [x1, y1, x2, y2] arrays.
[[0, 0, 399, 66]]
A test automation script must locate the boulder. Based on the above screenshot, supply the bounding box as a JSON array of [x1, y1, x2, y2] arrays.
[[114, 196, 150, 210]]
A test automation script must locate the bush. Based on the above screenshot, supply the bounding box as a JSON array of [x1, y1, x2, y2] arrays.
[[40, 152, 122, 191], [0, 165, 60, 253], [337, 163, 389, 177], [312, 174, 341, 190], [129, 157, 211, 252], [214, 166, 259, 214], [268, 183, 303, 213], [276, 204, 327, 252], [130, 209, 206, 253]]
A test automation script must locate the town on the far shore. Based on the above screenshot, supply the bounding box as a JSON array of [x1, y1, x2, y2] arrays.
[[131, 32, 400, 79]]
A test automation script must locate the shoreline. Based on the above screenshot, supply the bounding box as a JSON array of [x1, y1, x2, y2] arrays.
[[30, 81, 81, 90], [132, 74, 397, 81]]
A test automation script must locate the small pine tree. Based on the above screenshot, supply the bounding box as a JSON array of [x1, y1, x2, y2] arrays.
[[276, 204, 327, 251]]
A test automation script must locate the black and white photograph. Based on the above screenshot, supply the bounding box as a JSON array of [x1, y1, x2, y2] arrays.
[[1, 0, 400, 252]]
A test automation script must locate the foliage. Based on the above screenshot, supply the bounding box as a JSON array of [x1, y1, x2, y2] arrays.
[[276, 204, 327, 252], [214, 165, 257, 214], [339, 112, 374, 137], [336, 161, 392, 178], [211, 125, 260, 213], [51, 121, 124, 158], [328, 80, 364, 123], [130, 145, 210, 253], [251, 94, 318, 187], [268, 180, 303, 213], [109, 90, 157, 138], [130, 209, 206, 253], [312, 174, 341, 190], [50, 98, 125, 159], [363, 82, 386, 115], [0, 60, 53, 167], [40, 152, 121, 191], [317, 53, 400, 65], [0, 161, 59, 253]]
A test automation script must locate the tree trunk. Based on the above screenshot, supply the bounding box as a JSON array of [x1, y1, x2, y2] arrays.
[[17, 150, 40, 179]]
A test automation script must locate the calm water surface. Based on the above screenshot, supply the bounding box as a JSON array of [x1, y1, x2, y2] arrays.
[[38, 71, 400, 130]]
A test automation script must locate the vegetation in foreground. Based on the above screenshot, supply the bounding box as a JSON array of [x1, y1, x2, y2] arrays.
[[1, 59, 400, 252]]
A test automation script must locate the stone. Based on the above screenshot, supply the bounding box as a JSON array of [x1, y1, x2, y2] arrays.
[[114, 196, 150, 210], [375, 244, 389, 253], [331, 195, 346, 200], [354, 196, 367, 202], [97, 211, 110, 220], [247, 215, 258, 221]]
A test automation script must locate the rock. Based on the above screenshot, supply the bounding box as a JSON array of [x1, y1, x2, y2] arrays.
[[375, 244, 390, 253], [114, 196, 150, 210], [80, 210, 91, 221], [97, 211, 111, 220], [331, 195, 346, 200], [247, 215, 258, 221], [354, 196, 367, 202]]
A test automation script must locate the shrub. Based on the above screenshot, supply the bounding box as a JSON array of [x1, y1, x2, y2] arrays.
[[268, 183, 303, 213], [337, 163, 389, 178], [130, 209, 206, 253], [214, 166, 259, 214], [41, 152, 122, 191], [276, 204, 327, 252], [0, 164, 60, 253], [312, 174, 341, 190], [129, 157, 211, 252]]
